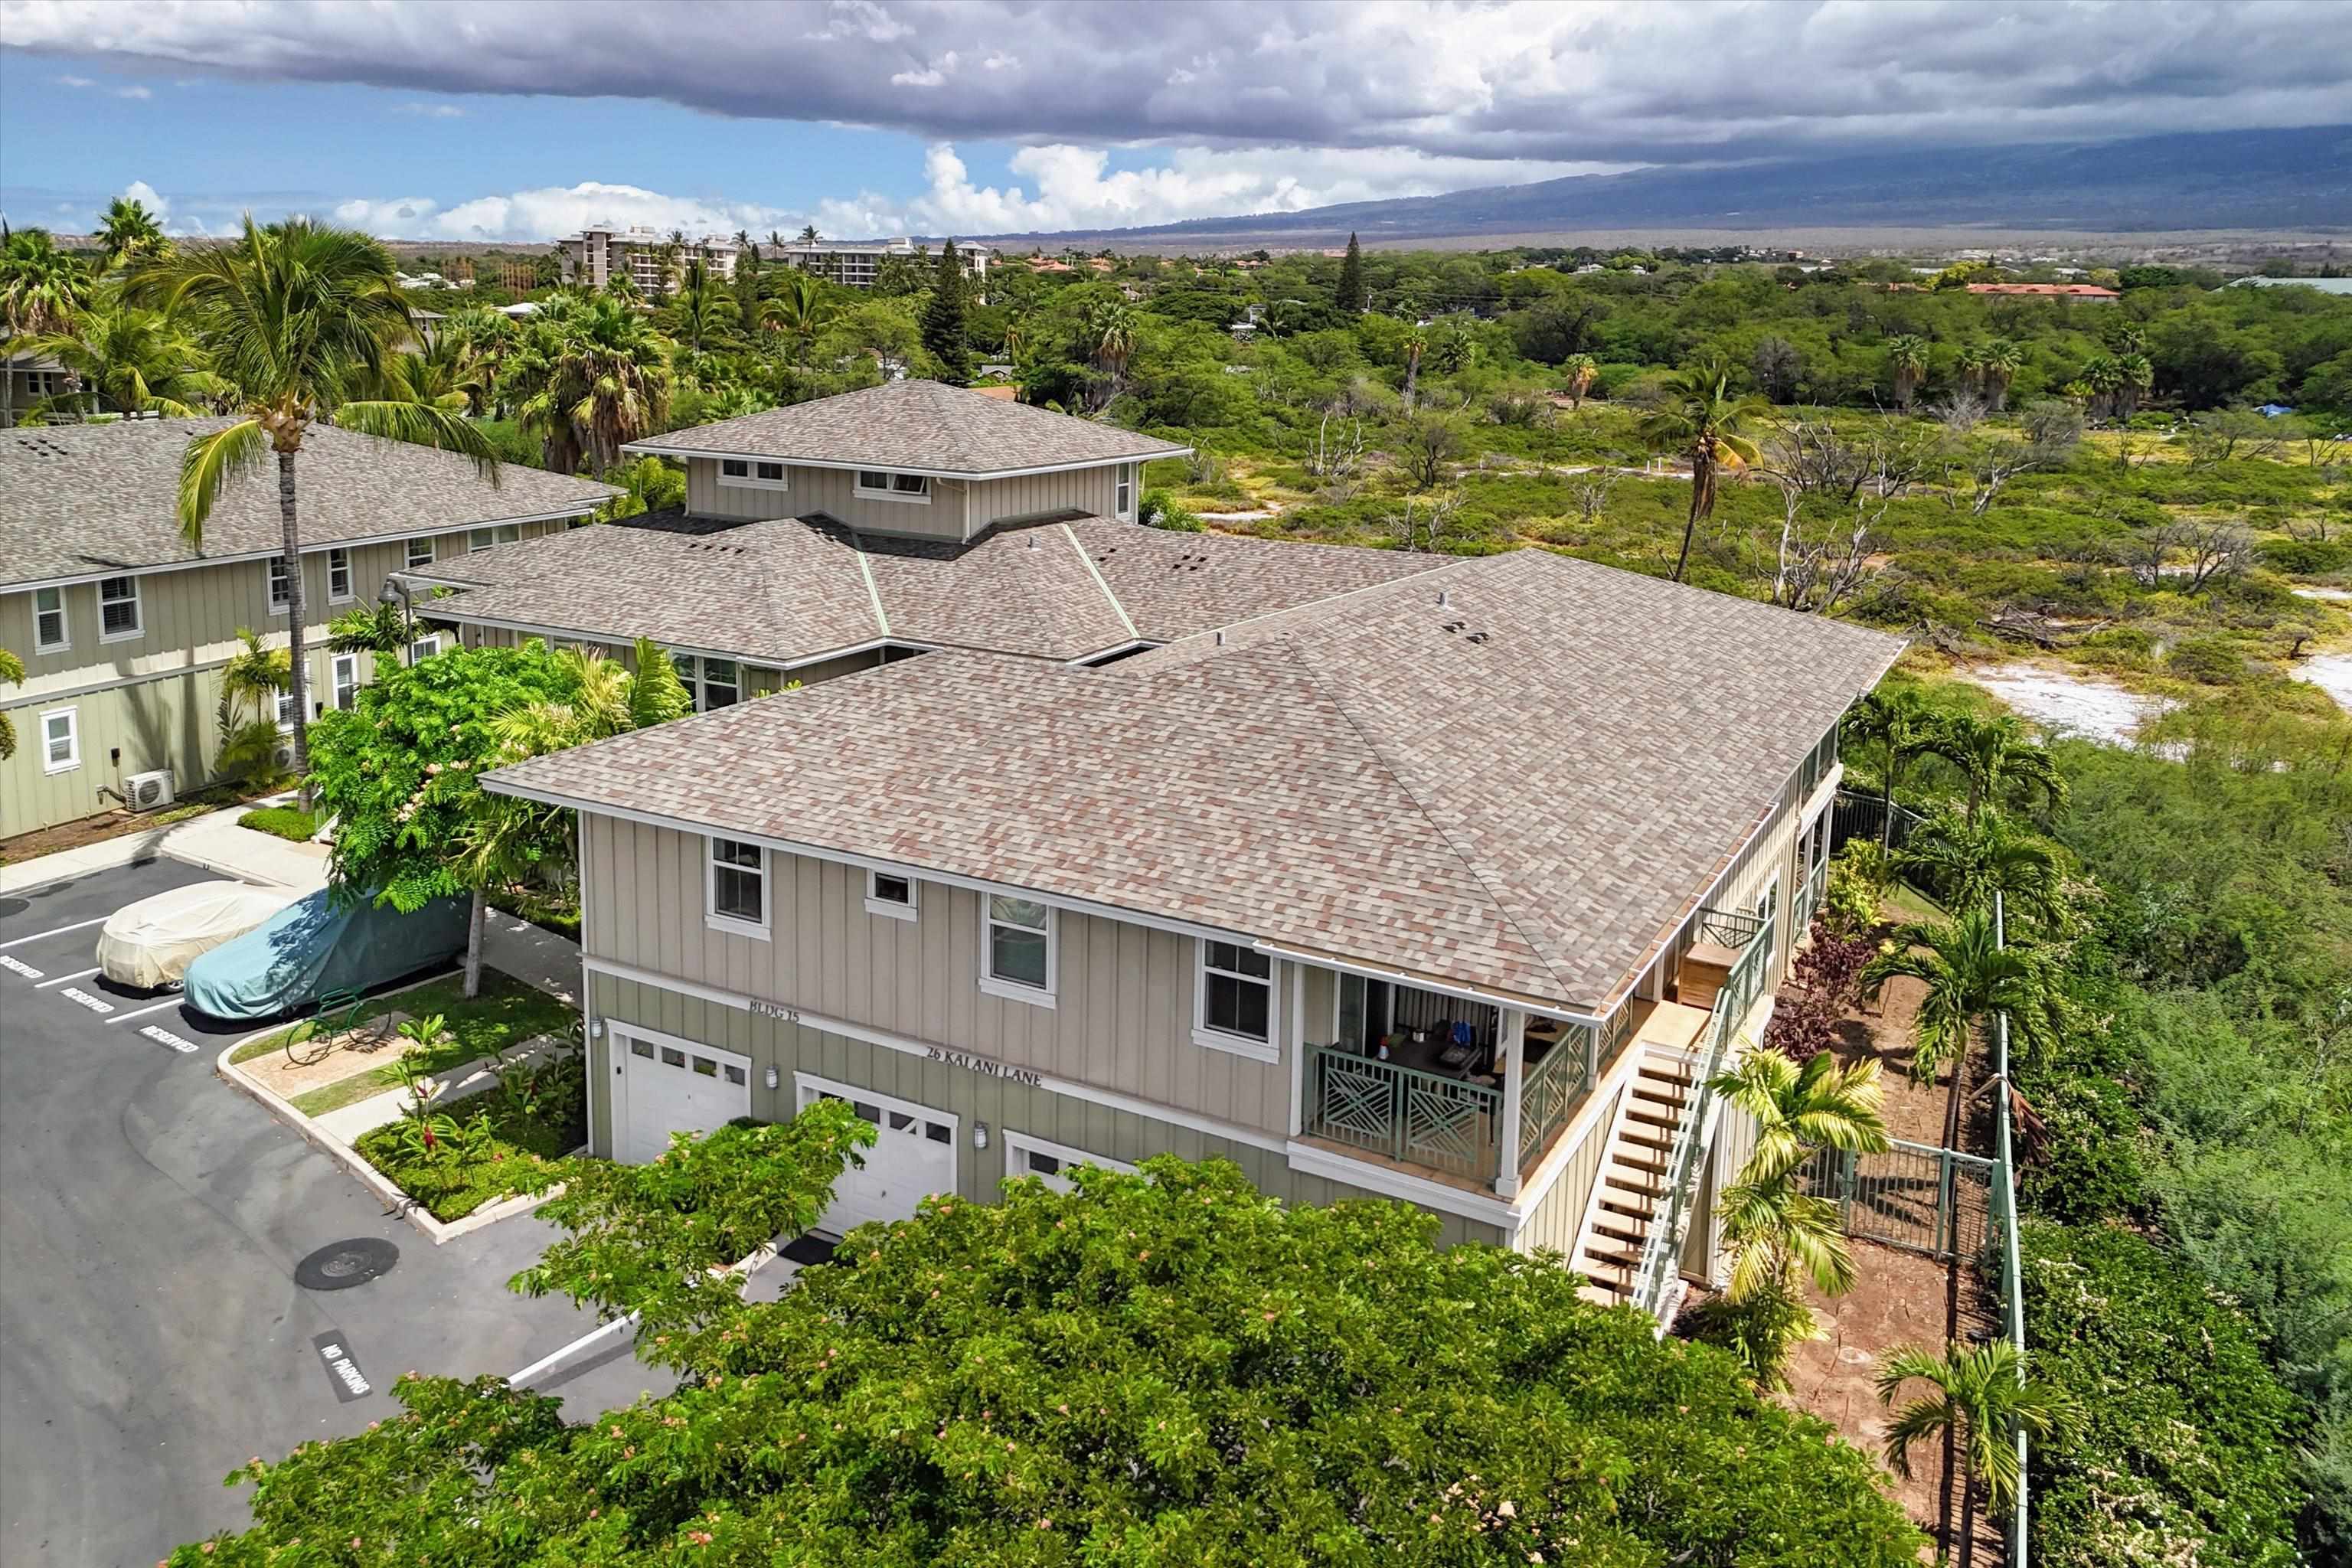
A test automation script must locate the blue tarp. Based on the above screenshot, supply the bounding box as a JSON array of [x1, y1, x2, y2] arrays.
[[181, 888, 469, 1021]]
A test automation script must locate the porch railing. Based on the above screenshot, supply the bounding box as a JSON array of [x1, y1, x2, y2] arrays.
[[1694, 905, 1766, 950], [1516, 1031, 1592, 1168], [1303, 1044, 1499, 1181], [1631, 908, 1776, 1321]]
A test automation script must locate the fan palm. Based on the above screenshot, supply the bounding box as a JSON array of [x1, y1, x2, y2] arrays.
[[96, 196, 171, 272], [0, 227, 93, 425], [125, 217, 498, 801], [16, 290, 222, 417], [1637, 358, 1768, 583], [1400, 325, 1427, 411], [1935, 711, 2066, 826], [1711, 1047, 1890, 1184], [1562, 351, 1598, 410], [505, 292, 672, 473], [1980, 338, 2023, 410], [1893, 808, 2070, 926], [1088, 299, 1138, 381], [1877, 1340, 2073, 1512], [1860, 907, 2066, 1080], [2079, 354, 2124, 420], [1842, 687, 1945, 854], [2112, 351, 2154, 420], [1886, 334, 1931, 409]]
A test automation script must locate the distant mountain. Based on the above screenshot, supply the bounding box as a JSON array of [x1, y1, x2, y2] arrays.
[[985, 125, 2352, 247]]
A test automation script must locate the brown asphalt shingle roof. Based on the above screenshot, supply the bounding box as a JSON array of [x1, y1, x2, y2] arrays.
[[0, 417, 616, 588], [485, 549, 1905, 1011], [422, 514, 1446, 665], [626, 380, 1190, 475]]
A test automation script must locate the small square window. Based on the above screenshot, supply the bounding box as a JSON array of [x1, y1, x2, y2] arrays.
[[720, 458, 750, 479], [661, 1046, 686, 1067], [631, 1039, 655, 1058], [890, 472, 928, 496], [866, 869, 918, 920], [708, 836, 766, 933], [39, 707, 79, 774], [98, 576, 141, 640], [724, 1064, 746, 1085], [32, 586, 67, 652], [755, 461, 785, 482], [692, 1056, 718, 1077], [924, 1122, 951, 1145], [855, 469, 890, 490], [406, 537, 434, 570]]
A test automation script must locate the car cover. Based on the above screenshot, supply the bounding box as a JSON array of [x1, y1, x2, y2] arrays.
[[96, 881, 299, 990], [181, 887, 471, 1021]]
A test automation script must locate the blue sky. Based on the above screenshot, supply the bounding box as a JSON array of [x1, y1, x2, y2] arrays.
[[2, 1, 2343, 243]]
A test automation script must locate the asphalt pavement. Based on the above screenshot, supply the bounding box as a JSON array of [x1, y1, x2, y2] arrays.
[[0, 857, 665, 1566]]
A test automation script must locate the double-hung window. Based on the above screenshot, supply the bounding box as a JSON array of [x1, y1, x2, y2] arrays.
[[332, 652, 361, 710], [1115, 462, 1136, 520], [1194, 939, 1277, 1059], [32, 586, 67, 652], [274, 687, 299, 730], [674, 654, 740, 712], [98, 576, 142, 641], [854, 469, 930, 503], [405, 537, 435, 570], [980, 894, 1054, 1004], [706, 837, 769, 937], [267, 554, 293, 612], [864, 869, 918, 921], [38, 707, 78, 774], [718, 457, 789, 490], [327, 547, 354, 602], [469, 523, 521, 553]]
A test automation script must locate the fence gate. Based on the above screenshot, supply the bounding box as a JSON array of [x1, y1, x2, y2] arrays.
[[1800, 1137, 1997, 1261]]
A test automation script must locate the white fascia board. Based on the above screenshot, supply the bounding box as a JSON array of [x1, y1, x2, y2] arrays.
[[400, 601, 923, 674], [616, 444, 1194, 482]]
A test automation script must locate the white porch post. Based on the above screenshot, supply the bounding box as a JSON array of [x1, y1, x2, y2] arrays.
[[1495, 1007, 1526, 1199]]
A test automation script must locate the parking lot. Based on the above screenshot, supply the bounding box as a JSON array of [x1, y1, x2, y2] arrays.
[[0, 857, 662, 1566]]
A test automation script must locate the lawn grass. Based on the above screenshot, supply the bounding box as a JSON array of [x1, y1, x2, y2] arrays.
[[229, 969, 577, 1112], [353, 1050, 586, 1222], [239, 805, 321, 841]]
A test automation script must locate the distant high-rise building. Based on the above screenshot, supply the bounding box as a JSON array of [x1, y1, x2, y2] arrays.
[[772, 237, 989, 290], [557, 224, 739, 292]]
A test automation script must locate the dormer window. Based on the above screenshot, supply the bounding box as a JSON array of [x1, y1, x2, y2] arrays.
[[854, 469, 930, 503], [718, 457, 789, 490]]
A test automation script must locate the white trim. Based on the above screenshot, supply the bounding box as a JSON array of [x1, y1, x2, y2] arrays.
[[1067, 638, 1160, 667], [864, 868, 919, 922], [580, 952, 1292, 1155], [407, 632, 443, 662], [1494, 1008, 1525, 1200], [405, 537, 436, 571], [852, 553, 891, 637], [1191, 937, 1279, 1063], [608, 1019, 755, 1162], [1513, 1042, 1648, 1216], [330, 651, 361, 711], [403, 601, 913, 677], [579, 812, 601, 1156], [1061, 523, 1138, 640], [95, 576, 142, 643], [1562, 1077, 1638, 1266], [622, 443, 1192, 484], [1113, 462, 1135, 521], [979, 893, 1057, 1008], [469, 522, 523, 554], [1250, 937, 1599, 1028], [1283, 1138, 1518, 1230], [266, 554, 293, 614], [38, 706, 80, 773], [715, 457, 791, 492], [31, 585, 68, 654], [851, 470, 933, 505], [704, 835, 771, 940], [326, 547, 355, 604], [1002, 1128, 1136, 1193], [1287, 960, 1308, 1138]]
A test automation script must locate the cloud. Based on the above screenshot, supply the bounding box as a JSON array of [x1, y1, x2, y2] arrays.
[[331, 180, 800, 243], [113, 83, 150, 98], [394, 101, 466, 118], [55, 74, 93, 87], [119, 179, 169, 220], [4, 1, 2347, 165]]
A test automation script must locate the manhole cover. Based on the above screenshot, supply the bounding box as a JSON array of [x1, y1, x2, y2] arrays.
[[295, 1237, 400, 1291]]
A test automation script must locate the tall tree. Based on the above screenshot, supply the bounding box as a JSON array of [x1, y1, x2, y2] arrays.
[[1932, 711, 2066, 826], [1087, 297, 1138, 384], [797, 223, 820, 244], [1980, 338, 2023, 410], [1637, 358, 1768, 583], [1892, 807, 2070, 926], [95, 195, 171, 271], [1562, 351, 1599, 410], [1400, 324, 1427, 411], [1334, 231, 1367, 314], [659, 259, 739, 354], [504, 292, 672, 473], [919, 238, 972, 384], [126, 217, 497, 801], [16, 289, 221, 416], [757, 270, 834, 362], [1841, 686, 1944, 853], [1886, 333, 1931, 410], [0, 227, 93, 426]]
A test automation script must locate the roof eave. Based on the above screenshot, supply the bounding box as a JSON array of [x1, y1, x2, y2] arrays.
[[615, 443, 1193, 482]]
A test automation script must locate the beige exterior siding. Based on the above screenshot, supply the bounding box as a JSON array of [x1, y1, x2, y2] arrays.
[[681, 456, 1131, 541], [969, 466, 1124, 531], [588, 969, 1506, 1248], [583, 813, 1293, 1138], [1514, 1081, 1623, 1259]]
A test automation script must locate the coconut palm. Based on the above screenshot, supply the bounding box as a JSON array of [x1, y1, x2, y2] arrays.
[[1893, 808, 2070, 926], [0, 227, 93, 425], [661, 260, 739, 354], [1886, 333, 1931, 410], [126, 217, 498, 800], [1636, 358, 1769, 583], [16, 290, 223, 417], [1934, 711, 2066, 826], [0, 646, 22, 760], [757, 271, 833, 361], [324, 601, 410, 657], [1711, 1047, 1890, 1184], [1842, 686, 1945, 853], [1860, 906, 2067, 1080], [96, 196, 170, 272], [1718, 1163, 1857, 1304], [797, 224, 820, 245], [1877, 1340, 2073, 1512], [1562, 351, 1598, 410], [216, 626, 295, 785]]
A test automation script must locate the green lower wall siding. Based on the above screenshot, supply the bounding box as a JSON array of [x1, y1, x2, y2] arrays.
[[590, 972, 1506, 1248]]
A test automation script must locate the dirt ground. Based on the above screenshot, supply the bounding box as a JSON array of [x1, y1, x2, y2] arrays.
[[1839, 971, 1964, 1147], [238, 1014, 419, 1100]]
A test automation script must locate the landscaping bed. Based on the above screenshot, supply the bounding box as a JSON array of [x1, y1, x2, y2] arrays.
[[351, 1049, 586, 1222]]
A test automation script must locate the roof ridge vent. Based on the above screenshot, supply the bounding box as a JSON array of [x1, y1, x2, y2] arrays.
[[1214, 629, 1226, 645]]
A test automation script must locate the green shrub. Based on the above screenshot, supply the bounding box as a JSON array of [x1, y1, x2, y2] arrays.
[[237, 805, 320, 841], [353, 1050, 584, 1221], [2259, 536, 2352, 575], [2165, 634, 2248, 684]]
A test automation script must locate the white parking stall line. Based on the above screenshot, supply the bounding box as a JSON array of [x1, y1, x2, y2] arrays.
[[0, 916, 108, 949], [34, 967, 102, 990], [105, 996, 187, 1025]]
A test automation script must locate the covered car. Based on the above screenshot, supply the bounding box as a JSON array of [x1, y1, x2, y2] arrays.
[[96, 880, 299, 990], [181, 887, 470, 1022]]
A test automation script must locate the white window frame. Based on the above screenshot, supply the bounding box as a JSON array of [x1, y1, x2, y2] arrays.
[[267, 554, 293, 613], [1192, 939, 1280, 1062], [704, 835, 770, 939], [405, 536, 435, 570], [331, 652, 361, 711], [96, 575, 142, 642], [32, 586, 68, 653], [469, 523, 521, 553], [1002, 1129, 1137, 1195], [864, 868, 919, 923], [273, 686, 299, 731], [978, 893, 1056, 1008], [674, 653, 741, 713], [853, 469, 931, 505], [407, 632, 443, 662], [717, 456, 791, 492], [327, 547, 354, 603], [38, 706, 79, 774], [1115, 462, 1136, 521]]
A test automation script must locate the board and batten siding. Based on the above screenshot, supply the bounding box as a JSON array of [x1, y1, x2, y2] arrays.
[[583, 812, 1292, 1138], [968, 466, 1122, 531], [1512, 1081, 1623, 1259], [684, 458, 968, 541], [588, 969, 1507, 1248]]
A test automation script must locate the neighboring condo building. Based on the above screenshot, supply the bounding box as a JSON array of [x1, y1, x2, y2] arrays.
[[557, 224, 741, 292], [772, 237, 991, 289]]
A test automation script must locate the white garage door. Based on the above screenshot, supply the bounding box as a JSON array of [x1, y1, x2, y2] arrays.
[[614, 1029, 751, 1164], [799, 1078, 956, 1234]]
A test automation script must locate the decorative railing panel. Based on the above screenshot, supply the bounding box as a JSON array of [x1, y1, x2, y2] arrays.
[[1516, 1031, 1592, 1168], [1304, 1045, 1498, 1181]]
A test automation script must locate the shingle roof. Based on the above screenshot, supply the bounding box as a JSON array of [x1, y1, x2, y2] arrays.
[[421, 514, 1445, 665], [0, 417, 616, 588], [626, 380, 1191, 475], [485, 550, 1906, 1012]]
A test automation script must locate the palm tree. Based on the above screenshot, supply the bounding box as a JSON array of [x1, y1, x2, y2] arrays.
[[324, 601, 410, 657], [1718, 1163, 1857, 1303], [506, 292, 672, 474], [1842, 687, 1944, 853], [1562, 351, 1598, 410], [16, 289, 222, 416], [126, 217, 498, 801], [2113, 351, 2154, 420], [1981, 338, 2023, 411], [1088, 299, 1138, 382], [217, 626, 295, 785], [1711, 1047, 1890, 1185], [96, 196, 170, 272], [0, 228, 93, 425], [0, 645, 22, 760], [661, 260, 739, 353], [1877, 1340, 2073, 1513], [1934, 712, 2066, 826], [1860, 907, 2066, 1080], [2079, 354, 2125, 421], [797, 224, 820, 246], [757, 271, 834, 361], [1886, 333, 1931, 410], [1636, 358, 1769, 583], [1893, 808, 2069, 926]]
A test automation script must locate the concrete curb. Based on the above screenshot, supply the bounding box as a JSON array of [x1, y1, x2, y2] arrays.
[[505, 1240, 782, 1390], [215, 1018, 573, 1248]]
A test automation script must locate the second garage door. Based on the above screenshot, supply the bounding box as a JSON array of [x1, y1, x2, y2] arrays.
[[614, 1029, 750, 1164], [799, 1078, 956, 1233]]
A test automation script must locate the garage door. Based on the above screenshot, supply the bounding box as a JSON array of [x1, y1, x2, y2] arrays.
[[614, 1029, 751, 1164], [799, 1079, 956, 1234]]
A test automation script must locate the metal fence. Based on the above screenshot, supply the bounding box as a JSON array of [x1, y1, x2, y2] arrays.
[[1994, 895, 2031, 1567], [1798, 1137, 1996, 1260], [1830, 787, 1929, 854]]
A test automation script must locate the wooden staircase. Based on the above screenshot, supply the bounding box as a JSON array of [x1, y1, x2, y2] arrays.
[[1573, 1052, 1699, 1305]]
